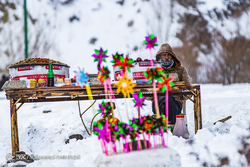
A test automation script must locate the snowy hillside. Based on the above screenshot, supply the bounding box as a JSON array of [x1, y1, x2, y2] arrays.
[[1, 84, 250, 166], [2, 0, 249, 80]]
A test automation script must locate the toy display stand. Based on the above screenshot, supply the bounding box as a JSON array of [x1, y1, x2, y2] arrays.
[[3, 82, 202, 159]]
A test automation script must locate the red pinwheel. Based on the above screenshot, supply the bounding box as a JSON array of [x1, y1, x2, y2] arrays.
[[158, 74, 174, 126], [144, 65, 164, 118], [111, 54, 134, 73], [144, 66, 165, 82], [92, 47, 108, 69], [143, 34, 158, 49], [112, 53, 123, 63], [158, 75, 174, 92], [98, 66, 110, 84]]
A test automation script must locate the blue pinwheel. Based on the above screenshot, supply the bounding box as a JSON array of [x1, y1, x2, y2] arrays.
[[74, 68, 90, 88]]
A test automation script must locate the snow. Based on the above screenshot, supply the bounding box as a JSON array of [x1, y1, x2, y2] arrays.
[[1, 83, 250, 166], [1, 0, 250, 166], [198, 0, 226, 11], [95, 147, 181, 167]]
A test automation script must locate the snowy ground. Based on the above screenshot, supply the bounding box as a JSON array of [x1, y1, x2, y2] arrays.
[[1, 84, 250, 167]]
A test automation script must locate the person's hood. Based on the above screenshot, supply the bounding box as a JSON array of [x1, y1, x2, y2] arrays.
[[156, 44, 181, 65]]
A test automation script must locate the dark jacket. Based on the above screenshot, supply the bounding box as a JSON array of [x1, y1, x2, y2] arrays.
[[156, 44, 192, 104]]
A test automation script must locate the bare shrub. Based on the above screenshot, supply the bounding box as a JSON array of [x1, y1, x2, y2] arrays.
[[0, 2, 59, 75], [173, 43, 202, 83], [211, 31, 250, 84]]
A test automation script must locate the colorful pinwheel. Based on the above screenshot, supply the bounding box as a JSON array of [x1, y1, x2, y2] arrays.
[[158, 75, 174, 92], [143, 34, 158, 49], [74, 68, 90, 88], [112, 53, 124, 63], [144, 66, 165, 82], [98, 100, 112, 117], [144, 65, 164, 118], [111, 54, 134, 73], [98, 66, 110, 84], [132, 92, 146, 109], [158, 75, 174, 126], [114, 74, 136, 97], [93, 114, 169, 153], [92, 47, 108, 69]]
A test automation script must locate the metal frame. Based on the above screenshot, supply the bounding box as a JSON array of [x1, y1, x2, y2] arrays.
[[4, 82, 202, 157]]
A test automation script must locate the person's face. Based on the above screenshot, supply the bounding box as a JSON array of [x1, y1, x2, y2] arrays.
[[161, 53, 172, 61]]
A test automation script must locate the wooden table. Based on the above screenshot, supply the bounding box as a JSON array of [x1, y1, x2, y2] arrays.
[[4, 82, 202, 157]]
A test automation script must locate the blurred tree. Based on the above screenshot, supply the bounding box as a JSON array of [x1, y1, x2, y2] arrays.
[[175, 11, 212, 83], [213, 31, 250, 84], [145, 0, 174, 44], [174, 0, 250, 84], [173, 43, 202, 84], [175, 0, 197, 8], [0, 1, 59, 74]]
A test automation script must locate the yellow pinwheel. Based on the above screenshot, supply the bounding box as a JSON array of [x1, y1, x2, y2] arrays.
[[114, 75, 136, 98]]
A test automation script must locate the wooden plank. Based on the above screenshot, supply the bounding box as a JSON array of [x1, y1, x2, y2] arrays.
[[5, 81, 188, 93], [5, 85, 200, 97], [10, 99, 19, 157], [194, 95, 198, 133], [14, 91, 195, 103], [8, 88, 195, 100], [197, 88, 202, 129]]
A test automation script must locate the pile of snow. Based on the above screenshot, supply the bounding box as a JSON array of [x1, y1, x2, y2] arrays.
[[0, 83, 250, 166]]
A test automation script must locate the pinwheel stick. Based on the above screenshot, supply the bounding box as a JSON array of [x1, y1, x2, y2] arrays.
[[143, 132, 147, 149], [165, 86, 169, 125], [153, 79, 160, 117], [137, 133, 141, 151], [120, 70, 124, 78], [108, 93, 114, 118], [109, 135, 112, 155], [148, 134, 151, 150], [160, 127, 167, 148], [107, 78, 115, 99], [138, 107, 141, 118], [103, 139, 108, 155], [153, 134, 158, 148], [149, 48, 154, 67], [85, 85, 93, 100], [129, 141, 132, 152], [104, 80, 108, 99], [101, 139, 105, 154]]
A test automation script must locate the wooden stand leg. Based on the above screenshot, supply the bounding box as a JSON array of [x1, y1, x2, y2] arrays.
[[197, 89, 202, 129], [194, 96, 198, 134], [10, 99, 19, 158]]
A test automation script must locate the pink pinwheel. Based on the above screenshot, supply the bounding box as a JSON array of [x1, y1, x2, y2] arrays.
[[132, 92, 146, 119], [132, 92, 146, 109], [98, 100, 112, 117], [92, 47, 109, 69], [143, 34, 158, 49], [143, 34, 160, 116]]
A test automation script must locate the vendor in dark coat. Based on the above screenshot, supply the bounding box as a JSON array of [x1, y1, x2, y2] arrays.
[[152, 43, 192, 124]]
